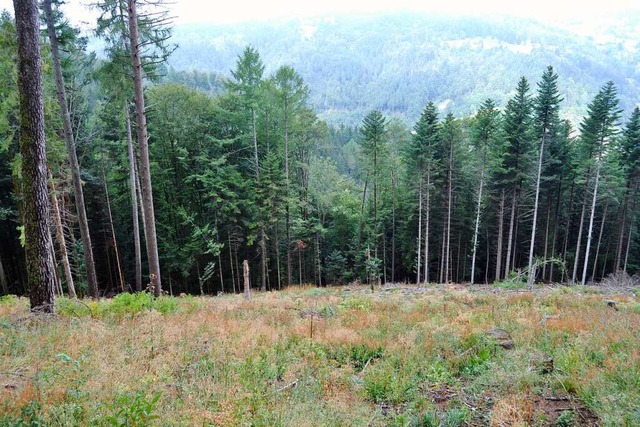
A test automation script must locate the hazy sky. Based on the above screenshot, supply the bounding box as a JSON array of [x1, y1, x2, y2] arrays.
[[0, 0, 638, 26]]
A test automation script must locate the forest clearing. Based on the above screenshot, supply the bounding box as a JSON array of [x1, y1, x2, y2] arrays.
[[1, 283, 639, 426]]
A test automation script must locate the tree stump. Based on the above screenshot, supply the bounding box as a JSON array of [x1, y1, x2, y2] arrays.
[[243, 260, 250, 301]]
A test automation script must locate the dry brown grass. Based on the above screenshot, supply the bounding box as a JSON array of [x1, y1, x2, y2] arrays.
[[0, 285, 638, 426]]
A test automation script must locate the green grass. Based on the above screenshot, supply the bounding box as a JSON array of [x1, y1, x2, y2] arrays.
[[0, 285, 639, 426]]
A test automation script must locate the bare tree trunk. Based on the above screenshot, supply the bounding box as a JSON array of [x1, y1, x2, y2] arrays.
[[572, 192, 588, 284], [416, 180, 422, 284], [470, 154, 486, 285], [496, 189, 505, 282], [260, 230, 267, 291], [284, 108, 292, 289], [504, 190, 517, 279], [445, 141, 453, 284], [439, 226, 445, 283], [424, 168, 430, 283], [591, 198, 609, 281], [581, 164, 601, 285], [218, 251, 224, 293], [49, 169, 76, 298], [125, 102, 142, 292], [228, 233, 236, 293], [391, 169, 396, 283], [614, 198, 627, 273], [44, 0, 98, 298], [542, 196, 552, 280], [134, 158, 148, 245], [243, 259, 250, 300], [527, 138, 545, 288], [127, 0, 161, 296], [316, 230, 322, 287], [15, 0, 56, 312]]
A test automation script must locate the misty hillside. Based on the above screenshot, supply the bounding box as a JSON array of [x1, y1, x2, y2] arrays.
[[167, 12, 640, 125]]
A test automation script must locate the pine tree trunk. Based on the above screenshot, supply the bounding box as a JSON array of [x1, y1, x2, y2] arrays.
[[274, 222, 282, 290], [391, 169, 396, 283], [496, 189, 505, 282], [127, 0, 161, 296], [416, 180, 422, 284], [591, 198, 609, 281], [527, 139, 545, 288], [49, 169, 76, 298], [504, 189, 517, 280], [470, 153, 486, 285], [228, 233, 236, 293], [581, 163, 601, 285], [15, 0, 56, 312], [439, 226, 446, 283], [424, 168, 430, 283], [125, 102, 142, 292], [445, 141, 453, 284], [316, 230, 322, 287], [44, 0, 98, 298], [260, 229, 267, 291], [542, 195, 552, 281], [614, 195, 627, 273], [572, 188, 588, 283]]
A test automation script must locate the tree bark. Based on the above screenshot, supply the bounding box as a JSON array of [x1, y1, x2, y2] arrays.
[[127, 0, 161, 296], [125, 102, 142, 292], [15, 0, 56, 312], [49, 169, 76, 298], [527, 138, 545, 288], [43, 0, 98, 298]]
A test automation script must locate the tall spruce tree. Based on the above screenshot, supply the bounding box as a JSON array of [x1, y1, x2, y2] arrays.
[[407, 103, 439, 283], [527, 66, 562, 286], [501, 77, 533, 280], [360, 110, 388, 284], [579, 81, 621, 285]]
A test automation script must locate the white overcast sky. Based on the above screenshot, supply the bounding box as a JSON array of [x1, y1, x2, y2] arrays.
[[0, 0, 638, 26]]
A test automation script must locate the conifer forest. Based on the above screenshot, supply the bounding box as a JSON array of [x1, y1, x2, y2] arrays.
[[0, 1, 639, 301]]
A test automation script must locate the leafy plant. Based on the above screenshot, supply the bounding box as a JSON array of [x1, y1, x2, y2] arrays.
[[104, 391, 161, 427]]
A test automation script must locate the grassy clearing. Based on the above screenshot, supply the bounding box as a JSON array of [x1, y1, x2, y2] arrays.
[[0, 285, 639, 426]]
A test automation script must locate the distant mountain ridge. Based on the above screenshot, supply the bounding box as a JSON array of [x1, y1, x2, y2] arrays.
[[167, 12, 640, 125]]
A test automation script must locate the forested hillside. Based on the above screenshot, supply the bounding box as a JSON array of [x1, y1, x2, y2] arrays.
[[168, 12, 640, 125], [0, 4, 639, 299]]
